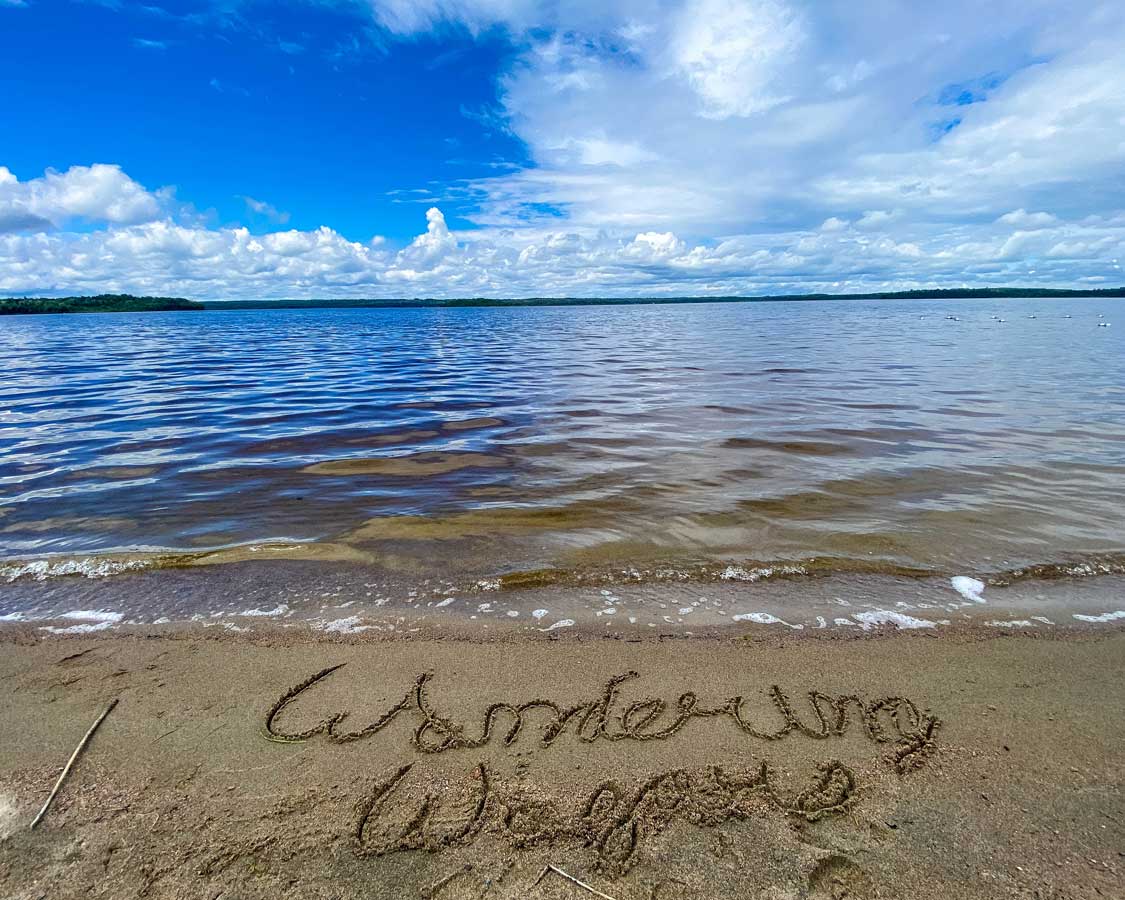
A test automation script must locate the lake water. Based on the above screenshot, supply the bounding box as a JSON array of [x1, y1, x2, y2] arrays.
[[2, 298, 1124, 631]]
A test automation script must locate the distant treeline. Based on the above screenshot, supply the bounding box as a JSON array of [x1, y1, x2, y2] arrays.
[[200, 286, 1125, 309], [0, 294, 203, 315], [1, 287, 1122, 315]]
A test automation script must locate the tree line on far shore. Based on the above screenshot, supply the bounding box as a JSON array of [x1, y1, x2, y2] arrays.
[[1, 287, 1123, 315], [0, 294, 203, 315]]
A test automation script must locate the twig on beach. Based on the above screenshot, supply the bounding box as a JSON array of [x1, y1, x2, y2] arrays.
[[30, 698, 119, 830], [421, 863, 472, 898], [534, 864, 620, 900]]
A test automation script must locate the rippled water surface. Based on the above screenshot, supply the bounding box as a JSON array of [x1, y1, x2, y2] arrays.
[[2, 299, 1124, 595]]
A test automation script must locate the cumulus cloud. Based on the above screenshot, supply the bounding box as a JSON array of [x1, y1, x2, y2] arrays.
[[406, 1, 1125, 232], [1, 195, 1122, 299], [856, 210, 901, 230], [0, 164, 164, 233], [3, 1, 1125, 297], [396, 207, 457, 271], [998, 209, 1058, 229], [667, 0, 803, 118]]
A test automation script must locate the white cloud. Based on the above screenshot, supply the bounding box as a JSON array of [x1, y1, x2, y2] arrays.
[[2, 196, 1123, 300], [856, 210, 901, 230], [3, 2, 1125, 296], [0, 164, 163, 233], [667, 0, 803, 118], [397, 0, 1124, 249], [240, 195, 291, 224], [398, 207, 456, 268], [998, 209, 1058, 229]]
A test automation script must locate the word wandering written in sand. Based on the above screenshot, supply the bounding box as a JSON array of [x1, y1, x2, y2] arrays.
[[263, 667, 940, 773]]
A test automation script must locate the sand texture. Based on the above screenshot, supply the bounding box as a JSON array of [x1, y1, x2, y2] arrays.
[[0, 628, 1122, 899]]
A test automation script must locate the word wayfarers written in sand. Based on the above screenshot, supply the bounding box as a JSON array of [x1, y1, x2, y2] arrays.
[[354, 758, 859, 875]]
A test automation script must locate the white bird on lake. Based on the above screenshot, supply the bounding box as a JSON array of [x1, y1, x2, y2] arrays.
[[1097, 322, 1110, 327]]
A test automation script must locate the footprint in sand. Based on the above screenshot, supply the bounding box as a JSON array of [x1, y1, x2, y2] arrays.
[[807, 853, 876, 899]]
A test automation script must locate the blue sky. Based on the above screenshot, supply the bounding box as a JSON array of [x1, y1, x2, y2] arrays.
[[1, 1, 1124, 298], [0, 0, 527, 240]]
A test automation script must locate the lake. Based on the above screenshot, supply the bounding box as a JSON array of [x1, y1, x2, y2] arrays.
[[2, 298, 1123, 630]]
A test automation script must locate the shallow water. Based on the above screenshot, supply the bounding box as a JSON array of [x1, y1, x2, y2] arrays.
[[2, 298, 1124, 624]]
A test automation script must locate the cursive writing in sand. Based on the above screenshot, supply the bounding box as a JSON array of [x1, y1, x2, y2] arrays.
[[263, 667, 939, 773], [354, 758, 857, 874]]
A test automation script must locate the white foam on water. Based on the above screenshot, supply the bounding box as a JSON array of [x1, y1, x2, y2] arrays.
[[238, 603, 290, 617], [40, 612, 123, 634], [62, 610, 124, 624], [0, 556, 149, 583], [1031, 615, 1054, 624], [731, 612, 803, 629], [951, 576, 986, 603], [477, 602, 493, 613], [0, 612, 28, 622], [855, 607, 936, 630], [318, 615, 375, 634], [539, 619, 575, 632], [432, 597, 456, 608], [506, 610, 519, 617], [986, 619, 1036, 628], [720, 564, 807, 582], [852, 610, 936, 631], [152, 616, 171, 625], [532, 609, 549, 620], [477, 579, 500, 591], [1073, 610, 1125, 623], [41, 623, 108, 634], [678, 607, 694, 615]]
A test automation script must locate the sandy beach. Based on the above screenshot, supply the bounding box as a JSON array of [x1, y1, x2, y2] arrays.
[[1, 624, 1122, 899]]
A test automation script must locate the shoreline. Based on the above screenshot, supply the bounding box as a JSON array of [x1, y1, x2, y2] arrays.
[[3, 288, 1124, 316], [3, 558, 1124, 642], [2, 627, 1123, 898]]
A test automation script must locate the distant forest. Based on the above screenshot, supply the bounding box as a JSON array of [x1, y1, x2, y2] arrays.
[[1, 287, 1122, 315], [201, 287, 1125, 310], [0, 294, 203, 315]]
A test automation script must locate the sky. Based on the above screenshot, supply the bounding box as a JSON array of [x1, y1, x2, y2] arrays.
[[1, 0, 1124, 299]]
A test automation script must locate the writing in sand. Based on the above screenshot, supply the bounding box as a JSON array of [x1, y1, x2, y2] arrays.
[[263, 667, 940, 774]]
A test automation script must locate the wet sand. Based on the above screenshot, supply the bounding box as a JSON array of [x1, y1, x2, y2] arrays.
[[1, 625, 1122, 899]]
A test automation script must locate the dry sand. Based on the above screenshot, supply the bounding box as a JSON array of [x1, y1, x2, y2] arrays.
[[0, 626, 1122, 899]]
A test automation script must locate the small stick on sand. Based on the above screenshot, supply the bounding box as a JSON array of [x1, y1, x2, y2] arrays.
[[421, 863, 472, 899], [534, 864, 620, 900], [30, 698, 119, 830]]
